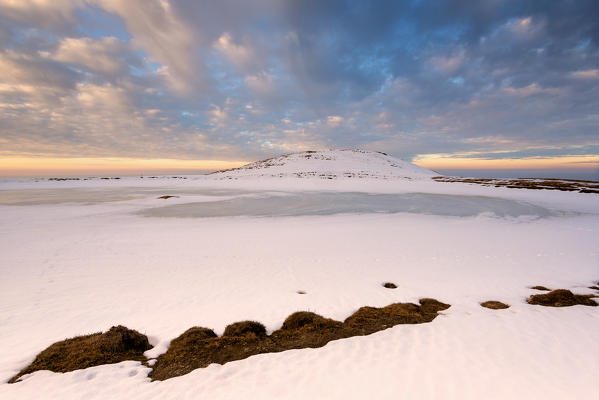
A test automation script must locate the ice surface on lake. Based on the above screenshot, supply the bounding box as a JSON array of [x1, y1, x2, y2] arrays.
[[0, 188, 252, 205], [140, 191, 554, 218]]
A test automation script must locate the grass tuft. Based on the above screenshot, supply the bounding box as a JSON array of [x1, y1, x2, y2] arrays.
[[527, 289, 598, 307], [280, 311, 342, 332], [481, 301, 510, 309], [149, 298, 451, 381], [9, 326, 151, 384], [530, 285, 551, 291], [222, 321, 267, 338]]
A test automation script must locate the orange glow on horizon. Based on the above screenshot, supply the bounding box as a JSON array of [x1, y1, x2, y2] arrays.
[[0, 156, 248, 177], [1, 154, 598, 177], [413, 154, 599, 170]]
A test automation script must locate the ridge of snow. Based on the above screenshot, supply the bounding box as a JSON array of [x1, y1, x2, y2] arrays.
[[210, 149, 438, 180]]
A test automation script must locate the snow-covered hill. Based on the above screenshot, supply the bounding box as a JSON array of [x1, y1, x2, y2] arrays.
[[210, 149, 438, 180]]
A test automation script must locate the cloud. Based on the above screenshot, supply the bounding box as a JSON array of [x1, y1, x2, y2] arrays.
[[502, 16, 545, 40], [327, 115, 343, 127], [0, 49, 78, 102], [0, 0, 82, 31], [571, 69, 599, 79], [214, 32, 258, 72], [245, 72, 276, 95], [502, 83, 563, 97], [0, 0, 598, 166], [91, 0, 199, 94], [50, 36, 136, 76], [429, 49, 466, 75]]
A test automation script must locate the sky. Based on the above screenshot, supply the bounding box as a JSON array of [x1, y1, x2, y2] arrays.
[[0, 0, 598, 178]]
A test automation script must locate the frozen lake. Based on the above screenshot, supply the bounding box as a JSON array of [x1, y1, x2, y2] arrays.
[[139, 191, 555, 218]]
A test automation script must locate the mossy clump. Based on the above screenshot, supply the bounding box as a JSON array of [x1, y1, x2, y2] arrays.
[[418, 298, 451, 314], [481, 301, 510, 310], [170, 327, 217, 346], [344, 304, 422, 335], [149, 323, 275, 381], [9, 325, 151, 383], [222, 321, 267, 338], [150, 298, 451, 381], [270, 312, 346, 350], [382, 282, 397, 289], [527, 289, 598, 307], [343, 299, 449, 336], [530, 286, 551, 291], [280, 312, 341, 331]]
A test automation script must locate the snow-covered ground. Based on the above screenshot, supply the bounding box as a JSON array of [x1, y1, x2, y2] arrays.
[[1, 150, 598, 399]]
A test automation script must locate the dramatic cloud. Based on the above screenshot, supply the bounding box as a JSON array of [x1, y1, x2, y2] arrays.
[[0, 0, 598, 166], [50, 36, 135, 76]]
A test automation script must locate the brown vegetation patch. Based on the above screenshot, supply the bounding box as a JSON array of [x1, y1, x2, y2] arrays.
[[171, 327, 217, 345], [279, 312, 341, 331], [296, 290, 306, 294], [150, 328, 275, 381], [157, 195, 179, 199], [222, 321, 267, 339], [149, 298, 450, 381], [9, 326, 151, 383], [527, 289, 598, 307], [432, 176, 599, 194], [270, 312, 347, 351], [343, 300, 446, 335], [530, 285, 551, 291], [418, 298, 451, 314], [481, 301, 510, 309], [382, 282, 397, 289], [589, 286, 599, 291]]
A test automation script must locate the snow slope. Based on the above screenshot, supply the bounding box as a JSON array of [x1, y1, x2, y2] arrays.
[[210, 149, 438, 179], [0, 150, 598, 400]]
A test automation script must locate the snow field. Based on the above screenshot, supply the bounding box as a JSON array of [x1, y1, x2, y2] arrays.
[[1, 151, 598, 399]]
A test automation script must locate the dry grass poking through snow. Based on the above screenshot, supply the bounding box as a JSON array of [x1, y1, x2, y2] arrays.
[[480, 301, 510, 310], [530, 285, 551, 291], [222, 321, 267, 338], [527, 289, 598, 307], [432, 176, 599, 193], [149, 298, 450, 381], [9, 326, 151, 383], [11, 287, 599, 384]]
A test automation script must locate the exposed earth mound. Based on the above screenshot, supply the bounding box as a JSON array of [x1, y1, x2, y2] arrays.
[[149, 298, 450, 381], [480, 301, 510, 309], [530, 286, 551, 291], [527, 289, 597, 307], [9, 326, 151, 383], [222, 321, 267, 338]]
